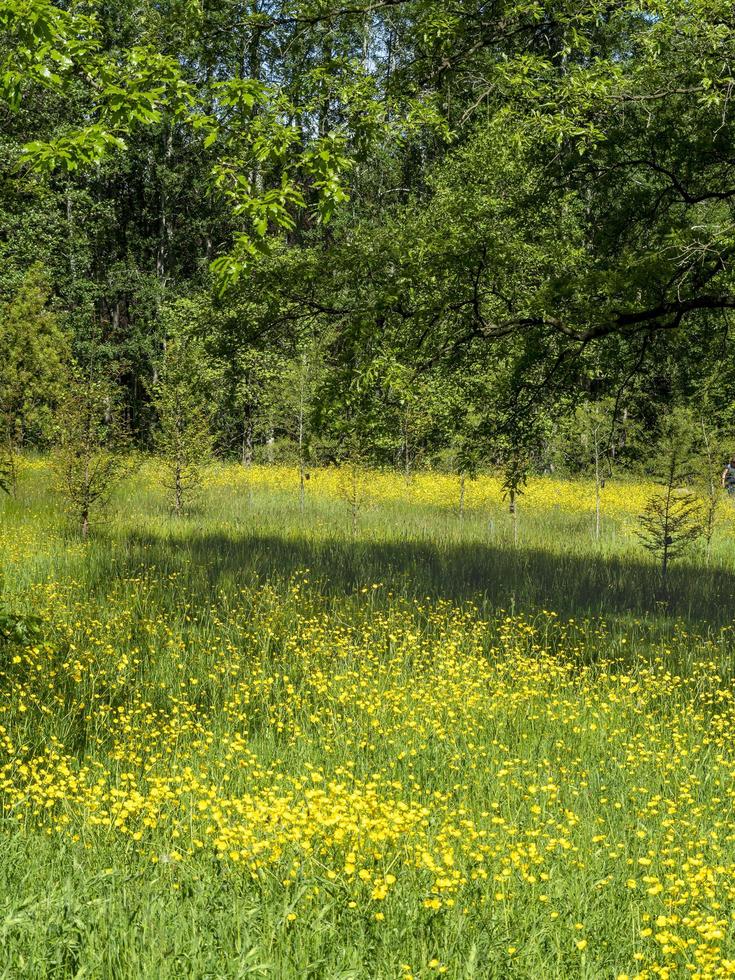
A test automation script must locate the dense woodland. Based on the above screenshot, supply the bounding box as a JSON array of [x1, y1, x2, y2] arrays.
[[3, 0, 735, 479]]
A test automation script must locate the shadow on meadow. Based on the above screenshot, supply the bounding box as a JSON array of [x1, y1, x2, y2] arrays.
[[92, 524, 735, 629]]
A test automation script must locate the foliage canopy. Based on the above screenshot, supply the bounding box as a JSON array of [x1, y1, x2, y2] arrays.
[[3, 0, 735, 468]]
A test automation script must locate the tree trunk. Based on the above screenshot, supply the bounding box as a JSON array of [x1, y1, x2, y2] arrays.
[[402, 411, 411, 482], [242, 416, 253, 466], [175, 464, 182, 516], [509, 488, 518, 546], [81, 455, 91, 538], [298, 354, 306, 513], [594, 442, 601, 542], [157, 124, 173, 289], [351, 464, 358, 535], [66, 189, 76, 282]]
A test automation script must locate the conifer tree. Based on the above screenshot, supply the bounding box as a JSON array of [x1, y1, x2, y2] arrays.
[[636, 416, 704, 579], [0, 266, 69, 474]]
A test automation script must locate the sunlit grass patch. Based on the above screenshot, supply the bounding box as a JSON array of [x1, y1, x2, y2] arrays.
[[1, 463, 735, 977]]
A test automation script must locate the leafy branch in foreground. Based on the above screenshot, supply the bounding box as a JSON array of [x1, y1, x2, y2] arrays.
[[0, 605, 42, 647]]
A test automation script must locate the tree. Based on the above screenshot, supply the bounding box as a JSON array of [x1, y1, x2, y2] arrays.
[[494, 386, 553, 547], [0, 448, 12, 496], [152, 330, 213, 516], [316, 366, 377, 534], [246, 0, 735, 424], [636, 418, 704, 579], [53, 373, 130, 538], [6, 0, 735, 455], [0, 266, 70, 461], [1, 0, 398, 288], [215, 347, 287, 466], [637, 484, 703, 581], [278, 338, 327, 511], [565, 399, 617, 542]]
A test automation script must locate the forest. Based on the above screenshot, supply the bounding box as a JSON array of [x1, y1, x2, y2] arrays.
[[3, 0, 735, 477], [3, 2, 735, 978]]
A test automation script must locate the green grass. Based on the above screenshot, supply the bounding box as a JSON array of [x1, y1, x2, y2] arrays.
[[1, 464, 735, 978]]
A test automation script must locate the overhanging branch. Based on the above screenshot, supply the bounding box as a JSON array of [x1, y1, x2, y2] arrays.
[[477, 294, 735, 342]]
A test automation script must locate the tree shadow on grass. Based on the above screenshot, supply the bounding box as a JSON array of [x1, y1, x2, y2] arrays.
[[94, 525, 735, 629]]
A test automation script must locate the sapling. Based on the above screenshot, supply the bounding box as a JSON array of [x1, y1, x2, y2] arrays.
[[574, 399, 615, 542], [636, 447, 703, 579], [152, 335, 213, 516], [53, 373, 130, 538], [501, 453, 528, 547], [281, 348, 319, 513], [338, 456, 368, 535]]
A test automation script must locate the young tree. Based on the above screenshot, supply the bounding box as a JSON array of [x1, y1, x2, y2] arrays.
[[152, 333, 213, 516], [314, 345, 390, 533], [53, 373, 130, 538], [0, 267, 70, 478], [500, 450, 528, 548], [636, 417, 704, 579], [495, 408, 550, 547], [637, 482, 703, 580], [453, 433, 479, 524], [280, 345, 322, 513], [326, 380, 372, 535], [563, 399, 617, 542]]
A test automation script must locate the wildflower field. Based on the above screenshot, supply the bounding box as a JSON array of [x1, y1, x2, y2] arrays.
[[3, 463, 735, 979]]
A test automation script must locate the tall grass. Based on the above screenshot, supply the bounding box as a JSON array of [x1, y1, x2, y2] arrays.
[[1, 462, 735, 978]]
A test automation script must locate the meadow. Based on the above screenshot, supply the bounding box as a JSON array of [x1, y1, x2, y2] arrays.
[[2, 461, 735, 978]]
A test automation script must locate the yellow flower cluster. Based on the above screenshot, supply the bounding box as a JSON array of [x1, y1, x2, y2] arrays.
[[203, 461, 735, 528], [3, 463, 735, 975], [205, 462, 661, 515], [1, 568, 735, 976]]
